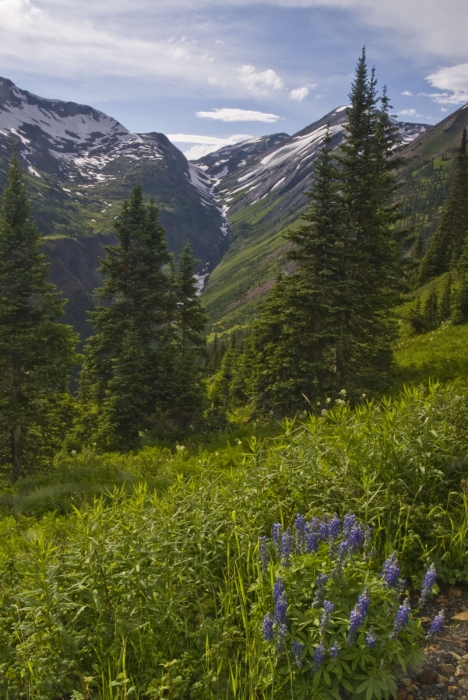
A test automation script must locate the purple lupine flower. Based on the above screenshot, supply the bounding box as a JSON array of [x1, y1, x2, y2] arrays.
[[294, 514, 306, 554], [330, 641, 339, 660], [380, 551, 397, 579], [281, 529, 293, 567], [383, 561, 400, 588], [272, 523, 283, 557], [364, 525, 373, 551], [312, 574, 329, 608], [307, 530, 319, 554], [427, 610, 445, 638], [349, 523, 364, 552], [419, 563, 436, 607], [277, 623, 287, 653], [274, 593, 287, 625], [259, 536, 269, 578], [365, 626, 377, 648], [347, 591, 369, 646], [306, 517, 319, 534], [329, 514, 341, 542], [313, 642, 326, 669], [343, 512, 357, 536], [319, 517, 329, 542], [319, 600, 334, 635], [293, 640, 304, 668], [357, 588, 370, 617], [390, 598, 411, 640], [331, 538, 349, 579], [273, 578, 285, 604], [263, 612, 274, 641]]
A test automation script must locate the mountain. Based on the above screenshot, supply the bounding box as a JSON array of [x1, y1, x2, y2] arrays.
[[0, 77, 225, 337], [196, 107, 429, 335]]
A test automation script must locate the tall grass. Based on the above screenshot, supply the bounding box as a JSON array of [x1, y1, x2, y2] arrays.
[[0, 384, 467, 698]]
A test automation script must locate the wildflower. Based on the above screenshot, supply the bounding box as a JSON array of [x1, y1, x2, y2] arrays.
[[347, 589, 369, 645], [349, 523, 364, 552], [259, 536, 269, 578], [329, 514, 341, 542], [365, 626, 377, 648], [363, 525, 373, 551], [319, 517, 329, 541], [357, 588, 370, 617], [293, 640, 304, 668], [273, 579, 285, 604], [343, 512, 357, 536], [395, 578, 407, 599], [384, 561, 400, 588], [294, 514, 306, 553], [263, 613, 274, 641], [330, 641, 339, 660], [281, 529, 293, 567], [313, 642, 326, 669], [390, 598, 411, 639], [277, 623, 287, 653], [319, 600, 334, 635], [274, 592, 287, 626], [272, 523, 283, 557], [427, 610, 445, 638], [339, 389, 347, 396], [312, 573, 329, 608], [380, 551, 397, 579], [307, 530, 319, 554], [419, 563, 436, 607]]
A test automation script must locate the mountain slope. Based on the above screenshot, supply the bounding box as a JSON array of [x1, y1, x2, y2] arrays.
[[397, 103, 468, 246], [197, 107, 429, 335], [0, 77, 225, 336]]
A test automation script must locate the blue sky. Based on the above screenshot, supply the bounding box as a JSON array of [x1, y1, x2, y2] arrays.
[[1, 0, 467, 158]]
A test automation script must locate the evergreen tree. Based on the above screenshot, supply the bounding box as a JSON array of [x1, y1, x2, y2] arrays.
[[81, 184, 175, 450], [423, 289, 439, 330], [246, 50, 404, 414], [0, 149, 77, 478], [246, 127, 350, 413], [171, 242, 208, 430], [451, 275, 468, 325], [408, 297, 427, 335], [420, 128, 468, 281], [440, 274, 452, 320]]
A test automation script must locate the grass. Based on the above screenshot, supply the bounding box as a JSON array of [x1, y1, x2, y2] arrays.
[[0, 384, 467, 697]]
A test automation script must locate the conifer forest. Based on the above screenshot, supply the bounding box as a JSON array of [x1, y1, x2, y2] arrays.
[[1, 51, 468, 700]]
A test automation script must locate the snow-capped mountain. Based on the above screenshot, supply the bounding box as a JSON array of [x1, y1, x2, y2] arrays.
[[0, 77, 227, 335], [195, 106, 429, 232]]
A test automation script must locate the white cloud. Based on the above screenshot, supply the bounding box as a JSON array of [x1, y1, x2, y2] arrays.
[[195, 107, 281, 122], [398, 108, 422, 117], [424, 63, 468, 105], [441, 107, 448, 112], [401, 90, 413, 96], [167, 132, 252, 158], [239, 64, 284, 95], [289, 85, 316, 101]]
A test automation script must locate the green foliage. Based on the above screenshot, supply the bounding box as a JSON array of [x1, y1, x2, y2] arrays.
[[0, 150, 78, 479], [0, 385, 466, 697], [259, 527, 425, 699]]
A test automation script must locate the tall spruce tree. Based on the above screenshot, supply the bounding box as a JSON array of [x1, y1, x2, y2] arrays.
[[246, 128, 349, 413], [81, 184, 176, 450], [245, 49, 404, 413], [0, 149, 77, 478], [420, 128, 468, 281], [171, 242, 208, 430]]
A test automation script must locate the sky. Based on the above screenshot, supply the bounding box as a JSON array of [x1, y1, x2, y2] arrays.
[[0, 0, 467, 159]]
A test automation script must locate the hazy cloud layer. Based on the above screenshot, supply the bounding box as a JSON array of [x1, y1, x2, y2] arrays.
[[196, 108, 281, 122]]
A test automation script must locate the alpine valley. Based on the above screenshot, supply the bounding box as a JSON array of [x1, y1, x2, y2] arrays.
[[1, 75, 467, 339]]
